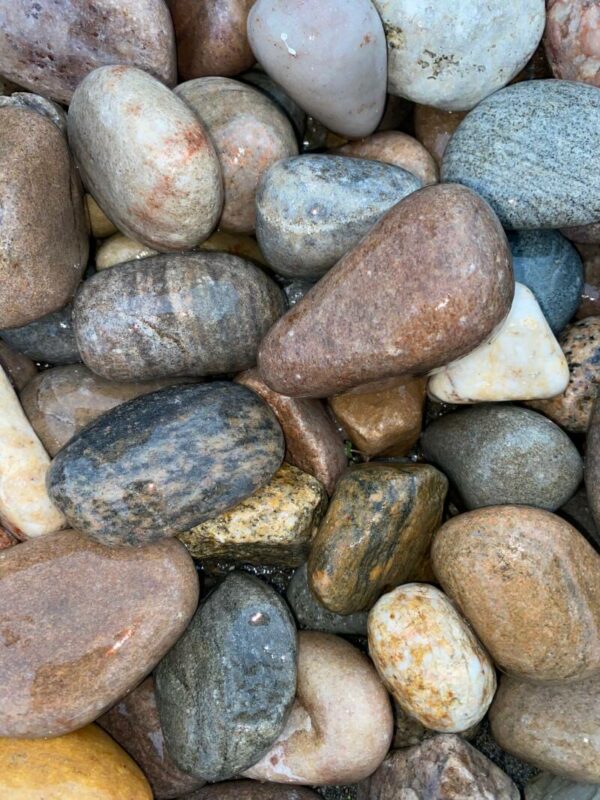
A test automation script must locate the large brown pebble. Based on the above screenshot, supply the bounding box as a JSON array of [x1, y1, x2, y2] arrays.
[[0, 0, 176, 105], [331, 131, 438, 185], [413, 105, 468, 166], [490, 675, 600, 783], [0, 341, 37, 391], [189, 782, 320, 799], [432, 506, 600, 683], [258, 184, 513, 397], [0, 108, 88, 329], [0, 530, 198, 737]]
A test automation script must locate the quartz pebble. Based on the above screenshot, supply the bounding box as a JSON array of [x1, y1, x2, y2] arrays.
[[545, 0, 600, 85], [0, 341, 37, 391], [526, 772, 600, 800], [330, 131, 438, 185], [1, 302, 81, 366]]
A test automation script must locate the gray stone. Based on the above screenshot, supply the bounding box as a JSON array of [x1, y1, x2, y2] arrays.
[[155, 572, 297, 782], [526, 772, 600, 800], [286, 564, 368, 635], [442, 80, 600, 229], [1, 302, 80, 365], [422, 404, 582, 511]]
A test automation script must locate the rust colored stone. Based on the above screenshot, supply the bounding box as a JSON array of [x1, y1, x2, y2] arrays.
[[331, 131, 438, 185], [0, 341, 37, 391], [413, 105, 468, 166]]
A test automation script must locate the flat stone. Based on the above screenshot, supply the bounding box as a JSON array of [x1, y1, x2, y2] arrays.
[[189, 782, 320, 799], [442, 80, 600, 228], [0, 341, 37, 391], [308, 464, 448, 614], [545, 0, 600, 85], [48, 382, 284, 547], [369, 584, 496, 732], [331, 131, 438, 185], [1, 302, 80, 366], [0, 108, 88, 329], [0, 724, 152, 799], [490, 675, 600, 783], [86, 194, 118, 238], [98, 676, 204, 800], [68, 66, 222, 251], [414, 105, 468, 166], [526, 772, 600, 800], [429, 284, 569, 403], [255, 154, 422, 279], [585, 398, 600, 534], [155, 572, 297, 782], [421, 404, 583, 511], [432, 506, 600, 682], [374, 0, 544, 110], [176, 77, 297, 234], [0, 530, 198, 737], [74, 252, 284, 382], [258, 184, 513, 397]]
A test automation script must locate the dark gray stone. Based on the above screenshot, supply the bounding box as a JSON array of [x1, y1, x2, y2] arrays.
[[507, 229, 584, 333], [442, 80, 600, 229], [1, 302, 80, 365], [286, 564, 368, 635], [422, 404, 582, 511], [256, 155, 422, 279], [155, 572, 297, 782], [47, 382, 284, 546]]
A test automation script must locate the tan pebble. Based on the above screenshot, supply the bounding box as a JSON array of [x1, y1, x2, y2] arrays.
[[331, 131, 438, 185], [85, 194, 118, 238]]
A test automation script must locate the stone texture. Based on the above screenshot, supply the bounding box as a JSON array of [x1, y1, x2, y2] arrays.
[[242, 69, 307, 143], [432, 506, 600, 682], [48, 382, 284, 547], [0, 341, 37, 391], [563, 220, 600, 244], [526, 772, 600, 800], [190, 783, 320, 800], [0, 530, 198, 737], [0, 108, 88, 329], [74, 252, 284, 382], [422, 404, 583, 511], [1, 302, 80, 366], [560, 488, 600, 550], [244, 632, 393, 785], [308, 464, 448, 614], [259, 184, 513, 398], [86, 194, 118, 238], [374, 0, 544, 110], [545, 0, 600, 86], [156, 572, 297, 782], [414, 105, 468, 166], [248, 0, 387, 138], [68, 66, 222, 251], [0, 724, 153, 799], [0, 91, 67, 133], [471, 717, 540, 792], [586, 397, 600, 534], [176, 78, 298, 234], [392, 702, 479, 749], [331, 131, 438, 185], [95, 233, 158, 270], [490, 675, 600, 783], [443, 80, 600, 229], [256, 154, 422, 279], [369, 584, 496, 732]]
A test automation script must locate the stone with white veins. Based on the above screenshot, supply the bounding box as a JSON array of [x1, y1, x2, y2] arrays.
[[428, 283, 569, 403]]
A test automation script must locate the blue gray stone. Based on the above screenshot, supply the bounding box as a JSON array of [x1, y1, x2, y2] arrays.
[[1, 302, 80, 365]]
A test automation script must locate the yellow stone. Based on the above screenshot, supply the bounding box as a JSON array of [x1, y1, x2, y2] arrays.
[[85, 194, 118, 238]]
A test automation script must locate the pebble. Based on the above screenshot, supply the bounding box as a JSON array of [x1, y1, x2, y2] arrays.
[[95, 233, 158, 270], [490, 675, 600, 783], [68, 65, 223, 251], [155, 572, 297, 781], [0, 90, 67, 133], [86, 194, 118, 238], [563, 220, 600, 244], [242, 69, 307, 143], [0, 530, 198, 737], [74, 253, 284, 382], [585, 398, 600, 533], [244, 631, 393, 785], [526, 772, 600, 800], [308, 464, 448, 614], [545, 0, 600, 85], [368, 584, 496, 732], [429, 283, 569, 403], [176, 78, 297, 234], [247, 0, 387, 138], [1, 302, 81, 366], [374, 0, 544, 110], [432, 505, 600, 682], [421, 404, 583, 511], [413, 105, 468, 166], [255, 154, 422, 279], [0, 108, 88, 329], [191, 783, 321, 800], [442, 80, 600, 228], [0, 341, 37, 391], [0, 0, 176, 104], [330, 131, 438, 185], [0, 724, 153, 799], [258, 183, 513, 397], [178, 463, 327, 566], [48, 382, 284, 547]]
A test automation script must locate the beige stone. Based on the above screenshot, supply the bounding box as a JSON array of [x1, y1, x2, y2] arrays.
[[331, 131, 438, 185]]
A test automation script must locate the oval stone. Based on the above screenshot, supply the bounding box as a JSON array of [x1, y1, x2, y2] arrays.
[[255, 155, 422, 279], [74, 252, 284, 382], [442, 80, 600, 229], [68, 66, 223, 251], [331, 131, 439, 185], [155, 572, 297, 781], [0, 530, 198, 737], [48, 382, 284, 547], [1, 302, 80, 366], [432, 506, 600, 682]]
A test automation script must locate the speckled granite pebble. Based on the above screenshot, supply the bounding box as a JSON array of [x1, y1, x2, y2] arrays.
[[545, 0, 600, 86], [1, 302, 80, 366], [526, 772, 600, 800], [287, 563, 368, 635]]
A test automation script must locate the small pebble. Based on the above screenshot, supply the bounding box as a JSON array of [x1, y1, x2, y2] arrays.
[[85, 194, 118, 238], [413, 105, 468, 166], [330, 131, 438, 185]]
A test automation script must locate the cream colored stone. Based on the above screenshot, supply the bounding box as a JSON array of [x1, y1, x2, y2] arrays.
[[85, 194, 118, 238], [96, 233, 158, 270]]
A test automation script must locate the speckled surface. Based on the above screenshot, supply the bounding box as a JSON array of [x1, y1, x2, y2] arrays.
[[287, 563, 368, 635], [545, 0, 600, 86], [2, 302, 80, 365]]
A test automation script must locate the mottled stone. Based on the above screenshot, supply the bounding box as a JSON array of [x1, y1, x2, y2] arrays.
[[244, 632, 393, 785], [248, 0, 387, 138], [0, 530, 198, 737], [357, 736, 519, 800], [1, 302, 80, 366], [422, 404, 582, 511], [432, 506, 600, 682], [259, 184, 513, 397], [0, 725, 152, 799], [68, 66, 222, 251], [330, 131, 438, 185], [443, 80, 600, 228], [545, 0, 600, 86], [49, 382, 284, 547], [414, 105, 468, 166], [0, 91, 67, 133], [308, 464, 448, 614], [156, 572, 296, 782], [86, 194, 118, 238], [287, 563, 368, 635], [526, 772, 600, 800], [236, 369, 347, 495], [74, 252, 284, 382], [242, 69, 307, 142], [0, 341, 37, 391], [190, 783, 320, 800], [256, 155, 422, 279]]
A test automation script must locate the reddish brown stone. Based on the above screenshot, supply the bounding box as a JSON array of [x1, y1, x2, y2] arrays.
[[562, 221, 600, 244], [0, 341, 37, 391], [413, 106, 468, 166], [331, 131, 438, 185], [545, 0, 600, 87], [0, 526, 18, 550]]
